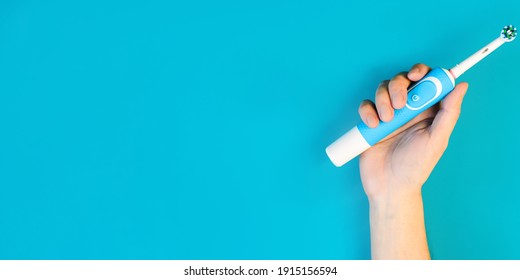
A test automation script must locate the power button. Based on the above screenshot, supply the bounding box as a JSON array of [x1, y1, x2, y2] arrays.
[[406, 77, 442, 110]]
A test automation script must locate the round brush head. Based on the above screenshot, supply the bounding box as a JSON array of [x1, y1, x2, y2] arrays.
[[501, 25, 517, 42]]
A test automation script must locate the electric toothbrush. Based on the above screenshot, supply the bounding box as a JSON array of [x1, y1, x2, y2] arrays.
[[326, 25, 517, 167]]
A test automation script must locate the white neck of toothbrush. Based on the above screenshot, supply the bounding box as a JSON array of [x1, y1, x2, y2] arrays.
[[449, 36, 507, 79]]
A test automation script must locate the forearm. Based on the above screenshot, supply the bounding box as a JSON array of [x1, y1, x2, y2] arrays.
[[368, 189, 430, 260]]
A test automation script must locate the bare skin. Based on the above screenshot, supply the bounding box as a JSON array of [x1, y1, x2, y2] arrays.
[[358, 63, 469, 259]]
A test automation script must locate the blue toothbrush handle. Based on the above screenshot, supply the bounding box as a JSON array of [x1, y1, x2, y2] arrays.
[[358, 67, 455, 145], [326, 67, 456, 166]]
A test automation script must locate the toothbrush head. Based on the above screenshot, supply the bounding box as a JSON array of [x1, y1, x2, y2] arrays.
[[501, 25, 517, 42]]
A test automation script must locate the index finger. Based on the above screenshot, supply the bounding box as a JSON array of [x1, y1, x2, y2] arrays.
[[388, 72, 410, 109]]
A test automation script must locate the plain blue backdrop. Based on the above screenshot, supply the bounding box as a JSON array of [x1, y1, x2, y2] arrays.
[[0, 0, 519, 259]]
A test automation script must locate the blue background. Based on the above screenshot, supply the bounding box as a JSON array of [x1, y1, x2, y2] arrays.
[[0, 0, 519, 259]]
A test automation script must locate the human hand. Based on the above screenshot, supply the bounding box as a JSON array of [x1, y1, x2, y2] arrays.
[[358, 63, 468, 259], [358, 63, 469, 202]]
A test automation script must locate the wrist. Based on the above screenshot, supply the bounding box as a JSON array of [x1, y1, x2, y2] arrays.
[[367, 187, 423, 209], [368, 188, 430, 260]]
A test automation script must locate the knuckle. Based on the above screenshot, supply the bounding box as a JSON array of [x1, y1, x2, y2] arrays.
[[419, 63, 431, 71], [388, 82, 401, 94], [390, 86, 406, 99], [358, 100, 371, 111], [389, 74, 408, 92], [377, 80, 389, 89], [413, 63, 425, 69], [376, 84, 389, 97]]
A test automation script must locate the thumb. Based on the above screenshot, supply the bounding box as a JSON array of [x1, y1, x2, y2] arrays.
[[429, 82, 469, 148]]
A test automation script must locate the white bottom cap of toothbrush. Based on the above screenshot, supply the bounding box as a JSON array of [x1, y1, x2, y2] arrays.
[[326, 126, 371, 167]]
